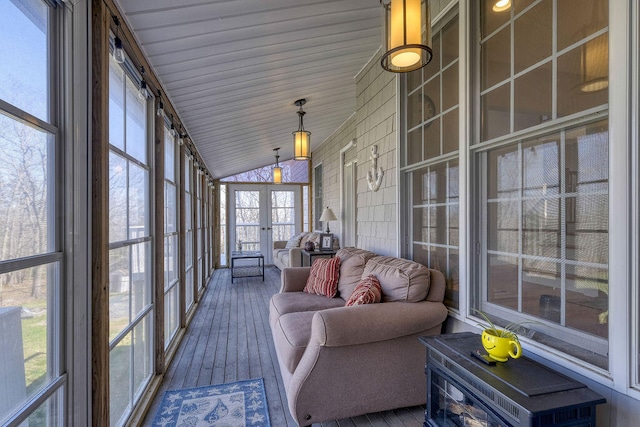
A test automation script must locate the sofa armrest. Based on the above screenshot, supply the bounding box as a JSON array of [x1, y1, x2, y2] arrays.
[[273, 240, 287, 250], [280, 267, 311, 293], [288, 247, 304, 267], [312, 301, 448, 347]]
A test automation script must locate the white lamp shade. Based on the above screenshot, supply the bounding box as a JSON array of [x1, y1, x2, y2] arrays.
[[380, 0, 432, 73], [293, 130, 311, 160], [319, 207, 337, 222], [273, 166, 282, 184]]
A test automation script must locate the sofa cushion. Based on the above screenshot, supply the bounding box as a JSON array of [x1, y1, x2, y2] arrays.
[[363, 256, 430, 302], [273, 311, 315, 374], [285, 232, 305, 249], [346, 275, 382, 306], [303, 257, 341, 298], [301, 232, 321, 246], [270, 292, 345, 321], [336, 248, 378, 299]]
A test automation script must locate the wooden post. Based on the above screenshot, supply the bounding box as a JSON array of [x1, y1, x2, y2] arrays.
[[91, 0, 110, 424], [154, 107, 165, 374]]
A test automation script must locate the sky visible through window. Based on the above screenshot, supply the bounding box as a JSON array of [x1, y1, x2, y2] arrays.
[[0, 0, 48, 121]]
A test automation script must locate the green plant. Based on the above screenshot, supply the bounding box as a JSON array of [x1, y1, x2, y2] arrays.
[[474, 309, 538, 344]]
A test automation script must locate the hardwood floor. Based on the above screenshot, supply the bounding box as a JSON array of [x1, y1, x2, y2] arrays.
[[141, 266, 426, 427]]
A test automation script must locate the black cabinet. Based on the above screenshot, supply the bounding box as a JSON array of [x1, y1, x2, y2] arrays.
[[419, 333, 605, 427]]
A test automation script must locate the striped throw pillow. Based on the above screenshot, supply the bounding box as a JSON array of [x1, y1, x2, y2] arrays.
[[346, 275, 382, 306], [303, 257, 341, 298]]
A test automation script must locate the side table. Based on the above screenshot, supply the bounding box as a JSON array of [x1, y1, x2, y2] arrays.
[[301, 249, 337, 267], [230, 251, 264, 283]]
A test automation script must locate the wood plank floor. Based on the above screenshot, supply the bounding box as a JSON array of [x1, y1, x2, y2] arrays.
[[141, 266, 426, 427]]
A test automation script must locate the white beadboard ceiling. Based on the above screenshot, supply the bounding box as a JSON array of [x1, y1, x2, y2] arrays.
[[114, 0, 382, 179]]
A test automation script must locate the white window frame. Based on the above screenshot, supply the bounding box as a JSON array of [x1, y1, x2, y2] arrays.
[[399, 0, 639, 397], [107, 53, 155, 426], [163, 124, 180, 350]]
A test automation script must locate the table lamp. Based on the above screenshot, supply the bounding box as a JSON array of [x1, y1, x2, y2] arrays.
[[319, 207, 337, 233]]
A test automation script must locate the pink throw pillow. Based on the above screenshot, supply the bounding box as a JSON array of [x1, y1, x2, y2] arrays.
[[346, 275, 382, 306], [303, 257, 341, 298]]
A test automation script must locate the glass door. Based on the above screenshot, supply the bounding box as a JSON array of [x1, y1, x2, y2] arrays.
[[229, 184, 301, 264]]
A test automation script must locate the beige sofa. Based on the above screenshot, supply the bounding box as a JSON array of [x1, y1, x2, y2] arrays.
[[269, 247, 448, 426], [272, 232, 339, 270]]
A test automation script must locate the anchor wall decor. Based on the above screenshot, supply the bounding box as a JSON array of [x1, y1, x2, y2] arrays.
[[366, 145, 384, 192]]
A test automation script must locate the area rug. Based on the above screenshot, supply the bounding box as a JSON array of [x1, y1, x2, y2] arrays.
[[151, 378, 271, 427]]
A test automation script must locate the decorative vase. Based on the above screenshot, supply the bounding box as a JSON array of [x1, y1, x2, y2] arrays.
[[304, 241, 315, 251], [481, 329, 522, 362]]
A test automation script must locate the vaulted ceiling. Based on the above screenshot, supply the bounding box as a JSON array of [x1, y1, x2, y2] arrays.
[[114, 0, 382, 179]]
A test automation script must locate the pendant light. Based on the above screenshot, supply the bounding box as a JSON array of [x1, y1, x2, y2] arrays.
[[138, 66, 149, 100], [380, 0, 432, 73], [157, 90, 165, 118], [112, 15, 125, 64], [492, 0, 511, 12], [292, 99, 311, 160], [273, 148, 282, 184]]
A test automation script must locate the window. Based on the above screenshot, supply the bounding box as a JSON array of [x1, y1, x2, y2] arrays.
[[314, 164, 323, 231], [474, 0, 609, 368], [108, 56, 153, 425], [184, 156, 194, 311], [403, 12, 460, 308], [219, 184, 227, 266], [164, 126, 179, 349], [0, 2, 65, 424], [196, 171, 204, 292]]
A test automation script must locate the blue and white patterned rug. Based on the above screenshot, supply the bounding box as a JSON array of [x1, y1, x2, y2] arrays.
[[151, 378, 271, 427]]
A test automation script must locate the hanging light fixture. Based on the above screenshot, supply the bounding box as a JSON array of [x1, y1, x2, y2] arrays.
[[178, 129, 187, 146], [272, 147, 283, 184], [292, 99, 311, 160], [138, 66, 149, 100], [169, 114, 177, 137], [492, 0, 511, 12], [112, 15, 125, 64], [157, 90, 165, 118], [380, 0, 432, 73]]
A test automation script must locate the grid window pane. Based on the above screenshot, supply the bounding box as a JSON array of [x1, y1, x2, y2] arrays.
[[125, 78, 147, 164], [409, 161, 459, 309], [0, 114, 52, 260], [0, 263, 58, 421], [109, 61, 125, 151], [0, 0, 49, 121], [513, 0, 552, 74], [480, 119, 609, 365], [109, 152, 128, 243], [514, 62, 553, 131]]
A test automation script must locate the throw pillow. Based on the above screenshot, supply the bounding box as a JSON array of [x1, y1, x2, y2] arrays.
[[303, 257, 341, 298], [284, 233, 305, 249], [346, 275, 382, 306]]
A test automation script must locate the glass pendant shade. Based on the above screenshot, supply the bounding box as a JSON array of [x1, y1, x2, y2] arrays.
[[492, 0, 511, 12], [113, 36, 125, 63], [293, 130, 310, 160], [273, 147, 283, 184], [293, 99, 311, 160], [380, 0, 432, 73], [273, 166, 282, 184], [138, 80, 149, 100]]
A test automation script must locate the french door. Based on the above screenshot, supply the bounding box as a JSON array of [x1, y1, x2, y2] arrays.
[[228, 184, 301, 264]]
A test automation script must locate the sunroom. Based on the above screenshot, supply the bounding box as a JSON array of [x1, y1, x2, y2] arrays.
[[0, 0, 638, 426]]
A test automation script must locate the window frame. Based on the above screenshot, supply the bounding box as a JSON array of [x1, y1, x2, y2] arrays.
[[400, 0, 639, 395], [107, 53, 154, 426], [163, 123, 180, 350], [0, 2, 67, 425]]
